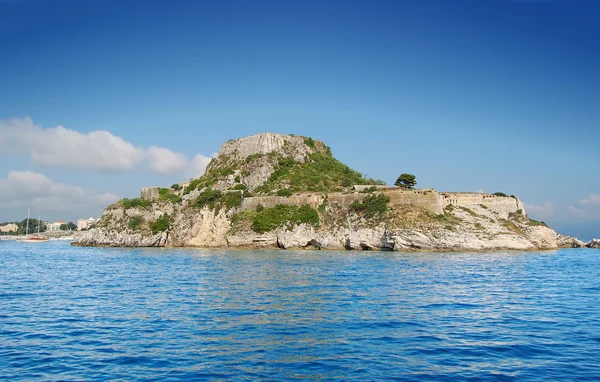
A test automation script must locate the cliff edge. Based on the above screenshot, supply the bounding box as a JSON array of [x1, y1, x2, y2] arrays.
[[74, 133, 571, 251]]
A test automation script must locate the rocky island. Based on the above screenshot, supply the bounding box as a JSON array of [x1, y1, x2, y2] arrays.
[[74, 133, 584, 251]]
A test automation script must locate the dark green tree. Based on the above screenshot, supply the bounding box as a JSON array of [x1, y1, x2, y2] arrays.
[[60, 222, 77, 231], [394, 173, 417, 189], [17, 218, 45, 234]]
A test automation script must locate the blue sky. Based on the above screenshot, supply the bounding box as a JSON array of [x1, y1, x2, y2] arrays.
[[1, 0, 599, 239]]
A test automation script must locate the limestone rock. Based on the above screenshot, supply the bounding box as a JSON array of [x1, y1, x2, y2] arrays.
[[522, 226, 558, 250], [74, 132, 582, 252], [587, 239, 600, 248], [73, 229, 167, 247], [557, 234, 587, 248]]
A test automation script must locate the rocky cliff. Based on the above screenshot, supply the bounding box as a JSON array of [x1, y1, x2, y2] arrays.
[[74, 133, 576, 251]]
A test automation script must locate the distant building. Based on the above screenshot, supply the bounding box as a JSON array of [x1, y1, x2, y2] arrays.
[[77, 217, 98, 231], [0, 223, 18, 233], [77, 219, 87, 231], [47, 220, 64, 232]]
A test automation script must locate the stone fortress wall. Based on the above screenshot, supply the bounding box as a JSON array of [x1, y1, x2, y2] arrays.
[[240, 188, 526, 218], [439, 192, 525, 219], [382, 189, 443, 215], [142, 185, 525, 219]]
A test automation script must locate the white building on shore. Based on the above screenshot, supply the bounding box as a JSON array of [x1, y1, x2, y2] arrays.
[[0, 223, 18, 233], [47, 220, 64, 232]]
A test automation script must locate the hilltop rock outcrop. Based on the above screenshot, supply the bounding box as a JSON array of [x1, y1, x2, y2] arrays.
[[74, 133, 572, 251]]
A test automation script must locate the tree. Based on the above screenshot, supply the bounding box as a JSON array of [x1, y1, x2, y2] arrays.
[[60, 222, 77, 231], [395, 173, 416, 189]]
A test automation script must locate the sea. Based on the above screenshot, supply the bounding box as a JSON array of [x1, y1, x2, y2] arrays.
[[1, 241, 599, 381]]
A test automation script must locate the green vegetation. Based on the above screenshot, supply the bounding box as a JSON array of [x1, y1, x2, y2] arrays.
[[303, 137, 316, 148], [493, 192, 508, 197], [507, 210, 547, 228], [184, 172, 221, 195], [159, 188, 182, 204], [360, 186, 379, 193], [251, 204, 319, 233], [184, 135, 383, 197], [479, 204, 488, 209], [276, 189, 293, 197], [528, 218, 548, 227], [128, 216, 143, 230], [120, 198, 152, 209], [192, 188, 243, 211], [256, 150, 378, 194], [12, 218, 46, 235], [244, 153, 264, 164], [387, 204, 462, 231], [318, 195, 328, 213], [221, 191, 243, 210], [232, 184, 248, 191], [500, 219, 524, 235], [192, 188, 223, 209], [349, 193, 390, 219], [474, 222, 484, 230], [394, 173, 416, 189], [230, 210, 257, 233], [59, 222, 77, 231], [151, 214, 170, 234], [458, 206, 477, 217], [171, 183, 181, 190]]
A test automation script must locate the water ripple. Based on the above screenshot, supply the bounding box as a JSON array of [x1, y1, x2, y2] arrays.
[[1, 242, 599, 380]]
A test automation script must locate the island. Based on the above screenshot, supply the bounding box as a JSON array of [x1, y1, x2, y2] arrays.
[[73, 133, 588, 251]]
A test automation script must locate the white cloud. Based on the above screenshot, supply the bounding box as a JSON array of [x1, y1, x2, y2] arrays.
[[563, 194, 600, 221], [0, 117, 144, 171], [0, 117, 211, 177], [580, 194, 600, 206], [0, 171, 120, 217], [567, 206, 589, 220], [524, 202, 555, 220], [147, 146, 188, 174], [187, 154, 213, 179]]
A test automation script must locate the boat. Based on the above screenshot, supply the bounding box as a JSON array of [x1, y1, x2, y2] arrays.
[[15, 209, 48, 243], [17, 237, 49, 243]]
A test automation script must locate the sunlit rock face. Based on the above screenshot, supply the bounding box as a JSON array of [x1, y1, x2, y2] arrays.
[[73, 132, 569, 251]]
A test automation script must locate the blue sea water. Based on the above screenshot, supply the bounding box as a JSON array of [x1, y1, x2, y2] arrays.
[[0, 241, 599, 381]]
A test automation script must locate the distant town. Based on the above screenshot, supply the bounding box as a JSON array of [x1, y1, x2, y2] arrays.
[[0, 217, 99, 235]]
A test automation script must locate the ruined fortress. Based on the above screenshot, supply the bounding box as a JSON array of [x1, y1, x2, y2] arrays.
[[141, 185, 525, 220], [77, 133, 566, 251], [139, 132, 526, 220]]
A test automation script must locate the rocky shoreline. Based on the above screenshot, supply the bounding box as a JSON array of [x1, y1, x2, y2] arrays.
[[71, 199, 593, 252], [72, 133, 596, 252]]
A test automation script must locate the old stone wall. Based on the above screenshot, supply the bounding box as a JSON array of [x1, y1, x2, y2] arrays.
[[242, 188, 444, 215], [383, 188, 443, 215], [440, 192, 525, 219], [141, 187, 160, 200], [242, 194, 326, 210]]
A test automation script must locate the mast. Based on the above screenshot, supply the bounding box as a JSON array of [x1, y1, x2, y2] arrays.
[[38, 215, 41, 235], [25, 208, 30, 236]]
